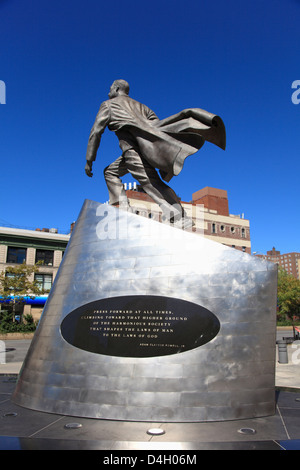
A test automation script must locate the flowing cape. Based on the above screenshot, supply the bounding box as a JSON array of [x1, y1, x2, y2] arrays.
[[120, 108, 226, 182]]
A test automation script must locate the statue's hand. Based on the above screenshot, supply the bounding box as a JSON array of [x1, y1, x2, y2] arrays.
[[85, 161, 93, 177]]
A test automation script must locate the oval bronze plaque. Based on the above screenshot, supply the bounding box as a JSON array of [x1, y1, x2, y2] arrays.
[[60, 295, 220, 358]]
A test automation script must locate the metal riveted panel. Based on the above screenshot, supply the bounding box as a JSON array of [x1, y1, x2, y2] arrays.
[[13, 200, 277, 422]]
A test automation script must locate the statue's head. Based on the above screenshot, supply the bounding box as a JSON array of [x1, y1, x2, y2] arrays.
[[108, 79, 130, 99]]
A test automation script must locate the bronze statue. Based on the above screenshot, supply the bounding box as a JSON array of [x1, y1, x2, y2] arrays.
[[85, 79, 225, 225]]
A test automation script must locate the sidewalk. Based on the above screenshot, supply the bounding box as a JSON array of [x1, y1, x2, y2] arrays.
[[275, 343, 300, 390], [0, 338, 30, 375]]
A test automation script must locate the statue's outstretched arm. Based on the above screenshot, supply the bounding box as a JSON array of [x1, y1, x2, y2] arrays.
[[85, 102, 110, 177]]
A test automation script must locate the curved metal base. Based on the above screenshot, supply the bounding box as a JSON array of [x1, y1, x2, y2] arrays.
[[13, 200, 277, 422]]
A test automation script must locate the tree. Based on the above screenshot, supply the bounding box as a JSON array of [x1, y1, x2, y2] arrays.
[[277, 267, 300, 324], [0, 262, 46, 321]]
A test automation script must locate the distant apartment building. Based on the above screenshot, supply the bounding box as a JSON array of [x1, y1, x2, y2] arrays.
[[126, 185, 251, 254], [255, 247, 300, 280]]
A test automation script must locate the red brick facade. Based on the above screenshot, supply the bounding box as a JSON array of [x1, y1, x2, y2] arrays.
[[192, 187, 229, 216], [257, 247, 300, 279], [126, 186, 251, 254]]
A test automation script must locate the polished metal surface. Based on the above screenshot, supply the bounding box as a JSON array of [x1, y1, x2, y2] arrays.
[[64, 423, 83, 429], [238, 428, 256, 435], [147, 428, 165, 436], [13, 200, 278, 422]]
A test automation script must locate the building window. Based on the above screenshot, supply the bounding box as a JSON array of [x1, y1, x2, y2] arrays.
[[5, 272, 23, 291], [35, 273, 53, 291], [35, 249, 54, 266], [6, 247, 27, 264], [212, 223, 216, 233], [241, 228, 245, 238], [220, 225, 225, 232], [230, 227, 235, 234]]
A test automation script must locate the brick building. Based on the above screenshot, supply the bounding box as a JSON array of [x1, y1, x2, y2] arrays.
[[255, 247, 300, 280], [126, 185, 251, 253]]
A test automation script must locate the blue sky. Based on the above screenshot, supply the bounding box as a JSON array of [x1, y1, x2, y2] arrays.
[[0, 0, 299, 254]]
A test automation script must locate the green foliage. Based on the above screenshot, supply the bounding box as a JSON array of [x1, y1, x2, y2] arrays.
[[277, 318, 295, 326], [0, 262, 43, 305], [277, 267, 300, 324], [0, 310, 38, 333], [0, 262, 45, 332]]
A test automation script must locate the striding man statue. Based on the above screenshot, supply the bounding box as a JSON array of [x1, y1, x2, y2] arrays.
[[85, 79, 225, 225]]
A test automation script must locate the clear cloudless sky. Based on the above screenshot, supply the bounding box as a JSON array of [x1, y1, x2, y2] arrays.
[[0, 0, 299, 254]]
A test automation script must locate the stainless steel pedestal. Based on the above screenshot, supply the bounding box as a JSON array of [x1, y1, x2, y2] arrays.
[[13, 200, 277, 422]]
